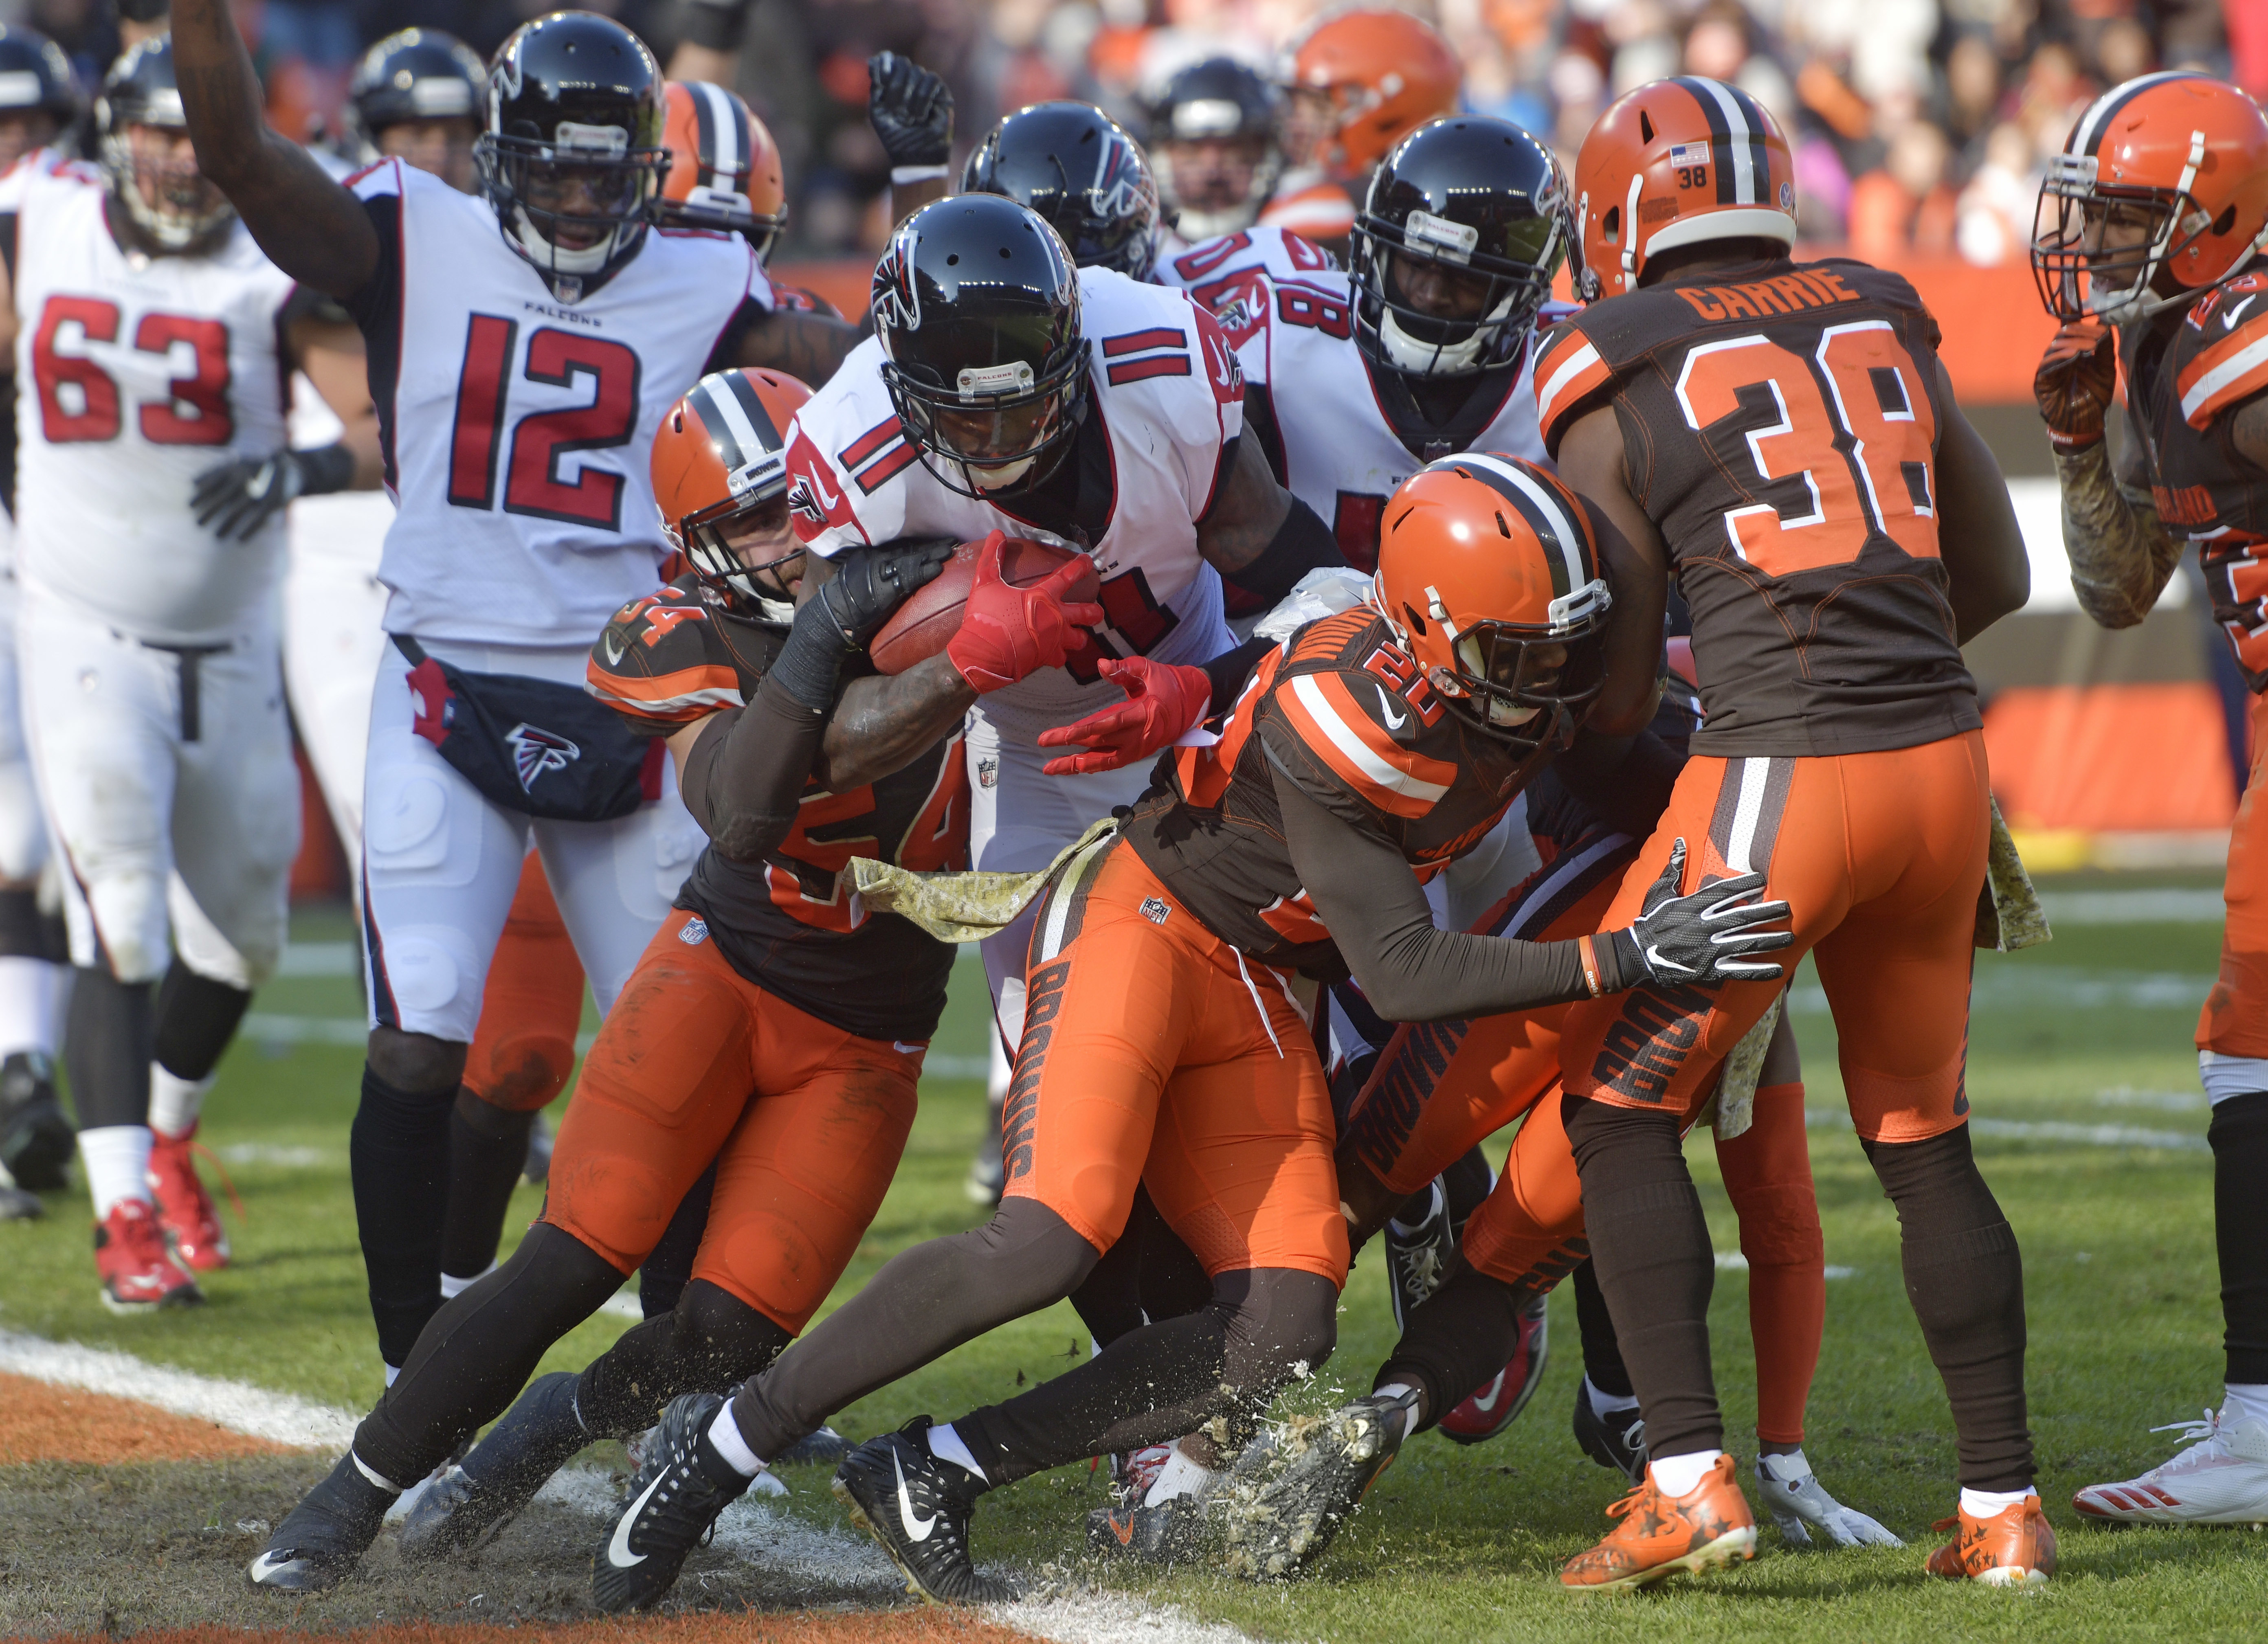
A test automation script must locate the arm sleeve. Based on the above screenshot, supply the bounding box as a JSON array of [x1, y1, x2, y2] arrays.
[[1270, 750, 1600, 1021], [677, 680, 828, 862], [2055, 439, 2183, 629]]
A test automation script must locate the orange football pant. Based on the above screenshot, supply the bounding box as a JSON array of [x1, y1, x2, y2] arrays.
[[1561, 733, 1990, 1143], [462, 852, 587, 1114], [539, 909, 919, 1334], [2200, 692, 2268, 1072], [1002, 840, 1348, 1284]]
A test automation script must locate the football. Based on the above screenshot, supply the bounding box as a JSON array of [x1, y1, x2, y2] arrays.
[[868, 535, 1101, 675]]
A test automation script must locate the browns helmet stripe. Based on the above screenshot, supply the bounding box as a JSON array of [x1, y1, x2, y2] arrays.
[[1672, 75, 1767, 209], [1425, 452, 1593, 601], [686, 79, 747, 189], [2069, 70, 2209, 161], [688, 372, 783, 485]]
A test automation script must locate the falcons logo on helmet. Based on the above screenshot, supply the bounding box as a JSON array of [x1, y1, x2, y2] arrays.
[[872, 226, 923, 333], [1089, 132, 1148, 219], [507, 723, 580, 790]]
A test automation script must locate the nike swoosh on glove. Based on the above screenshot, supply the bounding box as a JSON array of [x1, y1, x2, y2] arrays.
[[1036, 656, 1211, 775], [945, 530, 1106, 694], [2034, 318, 2116, 452], [867, 50, 954, 170], [1610, 837, 1794, 986]]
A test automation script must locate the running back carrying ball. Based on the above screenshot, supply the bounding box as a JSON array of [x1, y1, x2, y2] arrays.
[[869, 532, 1101, 674]]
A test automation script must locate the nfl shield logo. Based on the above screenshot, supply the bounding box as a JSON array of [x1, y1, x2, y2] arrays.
[[978, 757, 999, 790], [1140, 896, 1170, 925], [679, 916, 710, 945]]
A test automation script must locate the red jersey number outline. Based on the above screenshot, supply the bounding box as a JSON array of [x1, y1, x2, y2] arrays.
[[31, 295, 233, 446]]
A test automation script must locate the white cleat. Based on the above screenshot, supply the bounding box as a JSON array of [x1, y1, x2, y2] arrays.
[[2072, 1408, 2268, 1526]]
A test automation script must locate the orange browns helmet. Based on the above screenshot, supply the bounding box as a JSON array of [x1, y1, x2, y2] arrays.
[[651, 367, 811, 612], [2033, 71, 2268, 325], [1569, 77, 1796, 302], [657, 80, 786, 261], [1283, 9, 1461, 177], [1373, 452, 1612, 758]]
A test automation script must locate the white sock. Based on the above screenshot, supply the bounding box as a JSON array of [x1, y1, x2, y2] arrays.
[[1757, 1449, 1811, 1483], [926, 1420, 987, 1482], [438, 1262, 496, 1299], [2223, 1383, 2268, 1427], [0, 956, 60, 1060], [1583, 1375, 1639, 1416], [351, 1450, 404, 1495], [1374, 1380, 1421, 1443], [79, 1124, 152, 1220], [383, 1362, 400, 1387], [705, 1404, 765, 1477], [1649, 1449, 1723, 1498], [1143, 1444, 1219, 1506], [1960, 1486, 2034, 1517], [148, 1065, 214, 1140]]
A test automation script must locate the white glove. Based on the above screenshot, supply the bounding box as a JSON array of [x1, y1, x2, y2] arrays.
[[1756, 1451, 1904, 1548]]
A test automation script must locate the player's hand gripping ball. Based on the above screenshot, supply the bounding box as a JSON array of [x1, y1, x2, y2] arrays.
[[870, 530, 1103, 689]]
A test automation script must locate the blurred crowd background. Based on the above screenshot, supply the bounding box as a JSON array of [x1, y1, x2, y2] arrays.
[[1, 0, 2253, 265]]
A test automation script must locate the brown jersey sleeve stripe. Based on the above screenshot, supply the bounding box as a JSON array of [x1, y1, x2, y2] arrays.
[[2178, 313, 2268, 428], [1276, 669, 1457, 821]]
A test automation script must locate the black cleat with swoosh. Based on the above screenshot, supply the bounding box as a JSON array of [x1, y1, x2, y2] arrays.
[[590, 1393, 752, 1613], [833, 1418, 1016, 1604], [246, 1452, 398, 1591]]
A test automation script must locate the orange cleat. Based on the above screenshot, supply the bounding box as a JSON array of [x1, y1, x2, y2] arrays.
[[1925, 1493, 2056, 1587], [148, 1124, 231, 1271], [94, 1198, 204, 1313], [1559, 1453, 1757, 1591]]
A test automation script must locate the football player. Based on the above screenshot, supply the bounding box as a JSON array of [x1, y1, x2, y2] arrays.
[[1532, 78, 2038, 1589], [2030, 72, 2268, 1528], [0, 22, 80, 1199], [240, 368, 1081, 1591], [0, 38, 384, 1307], [585, 455, 1790, 1609], [1149, 57, 1283, 250], [1263, 8, 1460, 255], [171, 0, 866, 1376]]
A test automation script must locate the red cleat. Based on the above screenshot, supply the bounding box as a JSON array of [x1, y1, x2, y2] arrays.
[[94, 1198, 204, 1313], [1439, 1292, 1549, 1443], [148, 1124, 231, 1271]]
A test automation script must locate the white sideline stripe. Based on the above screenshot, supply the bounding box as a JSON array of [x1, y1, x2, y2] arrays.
[[2035, 889, 2226, 925], [1787, 967, 2213, 1016], [1714, 1253, 1856, 1279], [1802, 1108, 2208, 1153], [0, 1327, 357, 1450]]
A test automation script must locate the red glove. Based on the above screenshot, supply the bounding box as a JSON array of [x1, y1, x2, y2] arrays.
[[1036, 656, 1212, 775], [945, 530, 1107, 694], [2035, 318, 2117, 451]]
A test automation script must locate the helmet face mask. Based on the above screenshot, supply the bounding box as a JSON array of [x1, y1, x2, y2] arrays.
[[99, 43, 236, 258], [1149, 58, 1282, 240], [683, 491, 800, 611], [347, 29, 486, 189], [0, 24, 76, 170], [1280, 9, 1459, 178], [873, 198, 1090, 501], [961, 102, 1160, 280]]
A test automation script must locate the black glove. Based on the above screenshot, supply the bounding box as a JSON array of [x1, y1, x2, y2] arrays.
[[765, 536, 956, 710], [1609, 838, 1793, 986], [191, 444, 356, 541], [868, 51, 954, 171]]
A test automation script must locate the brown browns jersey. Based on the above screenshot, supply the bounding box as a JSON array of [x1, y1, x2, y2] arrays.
[[2119, 262, 2268, 690], [1124, 605, 1532, 975], [586, 575, 969, 1042], [1535, 256, 1981, 757]]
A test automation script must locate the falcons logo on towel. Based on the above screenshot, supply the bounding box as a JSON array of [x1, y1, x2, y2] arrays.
[[507, 723, 580, 790]]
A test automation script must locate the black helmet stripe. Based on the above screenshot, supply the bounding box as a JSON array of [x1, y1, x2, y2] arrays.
[[688, 79, 745, 188], [1427, 452, 1591, 599], [1671, 76, 1768, 209], [689, 374, 780, 479], [2069, 69, 2211, 160]]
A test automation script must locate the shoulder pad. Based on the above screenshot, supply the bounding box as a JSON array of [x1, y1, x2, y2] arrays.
[[2177, 272, 2268, 429], [1268, 614, 1459, 821], [1534, 312, 1617, 457], [586, 579, 747, 732]]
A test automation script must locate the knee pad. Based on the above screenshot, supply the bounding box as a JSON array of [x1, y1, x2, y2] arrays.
[[84, 871, 168, 984], [369, 924, 481, 1033], [462, 1028, 577, 1113], [676, 1278, 794, 1375]]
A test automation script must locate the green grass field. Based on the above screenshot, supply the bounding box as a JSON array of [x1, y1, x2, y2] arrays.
[[2, 873, 2263, 1641]]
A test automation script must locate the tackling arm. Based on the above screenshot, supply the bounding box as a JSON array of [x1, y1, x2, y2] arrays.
[[1195, 432, 1341, 603], [170, 0, 379, 296]]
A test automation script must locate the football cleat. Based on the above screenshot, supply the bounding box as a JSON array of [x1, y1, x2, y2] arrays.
[[246, 1453, 398, 1590], [1087, 1493, 1207, 1564], [1439, 1293, 1549, 1444], [1755, 1452, 1904, 1547], [1926, 1492, 2057, 1587], [1559, 1452, 1756, 1591], [1110, 1442, 1176, 1506], [95, 1198, 203, 1313], [400, 1370, 589, 1559], [147, 1124, 230, 1271], [1384, 1179, 1455, 1333], [833, 1418, 1015, 1604], [0, 1050, 71, 1190], [1571, 1377, 1647, 1483], [2071, 1408, 2268, 1526], [591, 1393, 752, 1613], [1220, 1385, 1416, 1580]]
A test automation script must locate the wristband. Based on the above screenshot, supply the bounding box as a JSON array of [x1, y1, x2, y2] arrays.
[[890, 164, 950, 185], [1578, 934, 1606, 998]]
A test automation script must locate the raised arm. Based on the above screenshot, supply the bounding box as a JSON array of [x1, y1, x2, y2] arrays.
[[2035, 318, 2182, 630], [170, 0, 379, 296]]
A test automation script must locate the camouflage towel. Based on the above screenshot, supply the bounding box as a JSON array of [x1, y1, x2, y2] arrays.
[[850, 817, 1119, 944], [1704, 993, 1782, 1143], [1976, 796, 2052, 953]]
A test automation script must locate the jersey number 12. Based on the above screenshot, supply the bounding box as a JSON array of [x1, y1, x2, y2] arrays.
[[447, 315, 641, 529]]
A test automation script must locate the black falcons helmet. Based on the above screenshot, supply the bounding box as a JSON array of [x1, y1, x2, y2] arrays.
[[961, 101, 1160, 281], [1350, 117, 1568, 379], [347, 29, 486, 154], [97, 37, 235, 256], [874, 195, 1087, 500], [477, 12, 668, 302], [0, 25, 79, 130], [1147, 58, 1280, 240]]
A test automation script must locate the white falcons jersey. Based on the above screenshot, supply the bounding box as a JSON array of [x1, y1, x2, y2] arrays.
[[344, 159, 771, 647], [784, 267, 1241, 741], [1156, 224, 1334, 318], [1226, 270, 1559, 572], [1, 154, 297, 642]]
